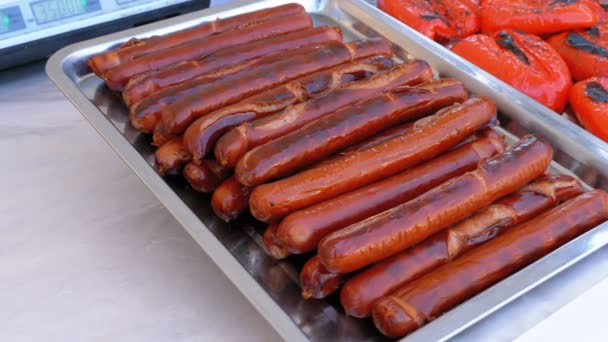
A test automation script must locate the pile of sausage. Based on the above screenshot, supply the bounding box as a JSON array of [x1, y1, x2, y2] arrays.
[[86, 4, 608, 338], [379, 0, 608, 142]]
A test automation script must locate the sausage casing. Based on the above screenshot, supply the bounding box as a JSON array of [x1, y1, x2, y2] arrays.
[[211, 176, 251, 222], [318, 134, 553, 274], [87, 3, 306, 75], [249, 97, 496, 223], [184, 55, 395, 163], [154, 137, 192, 175], [183, 160, 231, 193], [300, 255, 345, 299], [341, 175, 583, 318], [372, 190, 608, 338], [276, 133, 505, 255], [122, 26, 343, 107], [158, 38, 393, 136], [103, 13, 313, 90], [215, 60, 433, 168], [262, 223, 290, 259], [236, 78, 468, 187]]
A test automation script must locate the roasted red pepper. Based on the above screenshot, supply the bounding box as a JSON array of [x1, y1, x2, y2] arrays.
[[481, 0, 598, 35], [590, 0, 608, 24], [569, 77, 608, 141], [378, 0, 480, 43], [547, 25, 608, 81], [452, 30, 572, 112]]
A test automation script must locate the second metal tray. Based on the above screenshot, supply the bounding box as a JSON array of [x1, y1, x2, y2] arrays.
[[46, 0, 608, 340]]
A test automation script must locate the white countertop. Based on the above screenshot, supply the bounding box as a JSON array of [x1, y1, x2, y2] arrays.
[[0, 62, 280, 342], [2, 5, 608, 341]]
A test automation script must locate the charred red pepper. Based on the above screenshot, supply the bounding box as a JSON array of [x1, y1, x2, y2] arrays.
[[481, 0, 598, 35], [452, 30, 572, 112], [378, 0, 480, 43], [547, 25, 608, 81], [589, 0, 608, 24], [569, 77, 608, 141]]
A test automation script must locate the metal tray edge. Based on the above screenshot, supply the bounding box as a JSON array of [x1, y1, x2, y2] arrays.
[[44, 0, 608, 340], [45, 2, 310, 341]]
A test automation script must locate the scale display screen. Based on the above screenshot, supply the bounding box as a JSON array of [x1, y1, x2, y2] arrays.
[[0, 6, 26, 34], [30, 0, 101, 24]]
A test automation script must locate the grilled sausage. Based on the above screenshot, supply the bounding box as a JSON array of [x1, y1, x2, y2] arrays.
[[263, 223, 290, 259], [155, 137, 192, 175], [87, 3, 307, 75], [342, 175, 584, 318], [131, 38, 391, 134], [300, 255, 345, 299], [102, 13, 313, 90], [372, 190, 608, 338], [122, 26, 343, 107], [184, 55, 395, 163], [156, 38, 393, 137], [236, 78, 467, 187], [211, 176, 252, 222], [159, 57, 391, 171], [318, 134, 553, 274], [183, 160, 231, 193], [249, 97, 496, 223], [214, 60, 433, 168], [276, 133, 505, 255]]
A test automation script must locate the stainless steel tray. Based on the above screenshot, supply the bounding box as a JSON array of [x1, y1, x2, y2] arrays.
[[46, 0, 608, 340]]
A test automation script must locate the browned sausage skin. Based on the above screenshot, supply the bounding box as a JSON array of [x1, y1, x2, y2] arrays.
[[157, 38, 393, 137], [183, 160, 231, 193], [211, 176, 251, 222], [317, 134, 553, 274], [372, 190, 608, 338], [123, 26, 343, 107], [184, 55, 396, 162], [87, 3, 307, 75], [155, 137, 192, 175], [130, 38, 392, 134], [300, 256, 345, 299], [249, 97, 496, 223], [341, 175, 584, 318], [214, 60, 434, 168], [276, 132, 505, 255], [102, 13, 314, 90], [236, 78, 468, 187], [262, 223, 290, 259]]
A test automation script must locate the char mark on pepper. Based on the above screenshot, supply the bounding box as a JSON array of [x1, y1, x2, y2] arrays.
[[496, 32, 530, 64], [586, 82, 608, 102], [566, 32, 608, 57]]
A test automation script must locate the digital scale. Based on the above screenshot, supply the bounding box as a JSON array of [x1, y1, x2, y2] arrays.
[[0, 0, 210, 69]]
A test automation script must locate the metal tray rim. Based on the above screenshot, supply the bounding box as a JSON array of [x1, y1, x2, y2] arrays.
[[45, 0, 608, 340]]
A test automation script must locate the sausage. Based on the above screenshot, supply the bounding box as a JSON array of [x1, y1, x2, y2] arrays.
[[247, 96, 495, 223], [183, 160, 231, 193], [155, 137, 192, 175], [166, 56, 392, 168], [131, 38, 391, 133], [300, 255, 345, 299], [263, 223, 290, 259], [87, 3, 307, 75], [276, 133, 505, 255], [211, 176, 252, 222], [317, 134, 553, 274], [156, 38, 394, 137], [372, 190, 608, 338], [236, 78, 468, 187], [341, 175, 584, 318], [122, 26, 343, 107], [214, 60, 434, 168], [102, 13, 313, 90], [184, 56, 396, 164]]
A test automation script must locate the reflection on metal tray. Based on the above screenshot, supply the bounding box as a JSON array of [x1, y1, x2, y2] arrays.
[[46, 0, 608, 341]]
